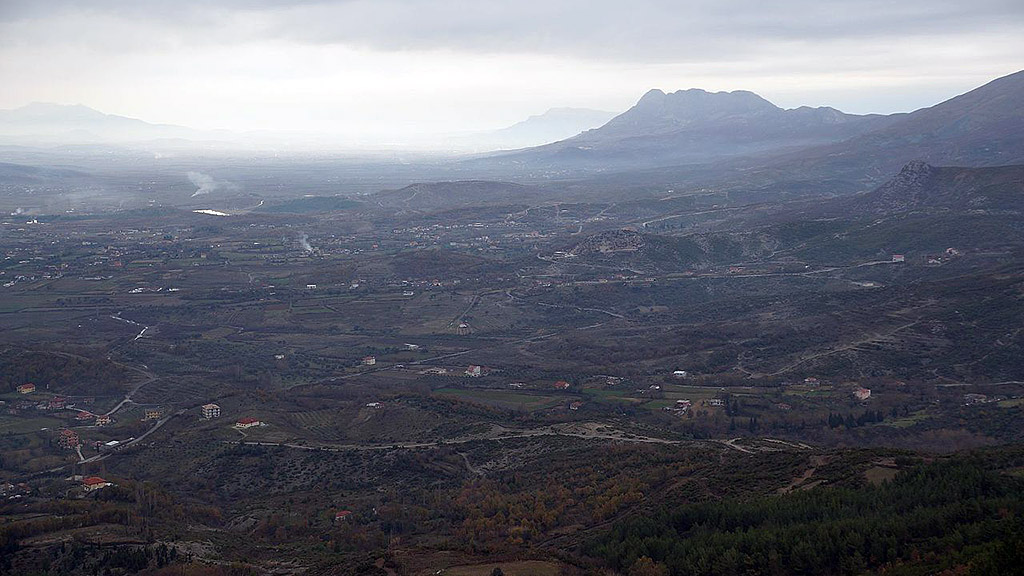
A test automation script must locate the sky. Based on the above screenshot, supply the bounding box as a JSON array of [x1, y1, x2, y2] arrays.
[[0, 0, 1022, 144]]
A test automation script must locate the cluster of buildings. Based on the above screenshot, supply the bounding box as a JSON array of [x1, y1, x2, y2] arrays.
[[962, 393, 1005, 406], [8, 394, 71, 415], [203, 402, 264, 430], [57, 428, 80, 449], [1, 482, 31, 500], [663, 399, 692, 415]]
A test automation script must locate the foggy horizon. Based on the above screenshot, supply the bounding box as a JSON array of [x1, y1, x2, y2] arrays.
[[2, 0, 1022, 146]]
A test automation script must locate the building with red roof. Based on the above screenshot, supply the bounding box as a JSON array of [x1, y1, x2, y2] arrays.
[[234, 417, 262, 429], [82, 476, 113, 492]]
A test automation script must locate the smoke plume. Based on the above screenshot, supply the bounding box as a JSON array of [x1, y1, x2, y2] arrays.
[[188, 171, 220, 197]]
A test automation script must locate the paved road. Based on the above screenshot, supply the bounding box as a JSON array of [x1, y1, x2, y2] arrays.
[[222, 422, 691, 454]]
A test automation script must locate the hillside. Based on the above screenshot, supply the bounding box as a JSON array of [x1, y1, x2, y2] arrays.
[[483, 107, 617, 149], [474, 70, 1024, 205], [0, 161, 87, 185], [839, 161, 1024, 216], [735, 70, 1024, 193], [566, 229, 777, 273], [482, 88, 895, 170]]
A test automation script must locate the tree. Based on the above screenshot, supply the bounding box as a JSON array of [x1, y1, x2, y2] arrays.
[[629, 556, 669, 576]]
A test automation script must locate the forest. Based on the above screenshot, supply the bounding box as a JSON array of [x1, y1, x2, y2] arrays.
[[587, 455, 1024, 575]]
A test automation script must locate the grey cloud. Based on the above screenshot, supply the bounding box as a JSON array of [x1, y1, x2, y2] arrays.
[[2, 0, 1022, 63]]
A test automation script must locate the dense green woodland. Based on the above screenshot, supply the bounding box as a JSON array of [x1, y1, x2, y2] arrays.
[[0, 350, 129, 396], [589, 458, 1024, 575]]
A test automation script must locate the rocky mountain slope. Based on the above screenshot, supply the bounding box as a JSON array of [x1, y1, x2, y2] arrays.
[[483, 87, 896, 170]]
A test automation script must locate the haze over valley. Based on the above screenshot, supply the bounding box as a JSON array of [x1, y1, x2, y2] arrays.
[[2, 2, 1024, 575]]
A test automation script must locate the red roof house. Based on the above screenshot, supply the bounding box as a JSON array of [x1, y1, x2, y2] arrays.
[[82, 476, 113, 491]]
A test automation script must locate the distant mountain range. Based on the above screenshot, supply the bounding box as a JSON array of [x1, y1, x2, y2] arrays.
[[483, 88, 897, 169], [469, 107, 617, 150], [0, 102, 616, 152], [771, 70, 1024, 185], [4, 70, 1023, 213], [479, 70, 1024, 196], [0, 102, 214, 144]]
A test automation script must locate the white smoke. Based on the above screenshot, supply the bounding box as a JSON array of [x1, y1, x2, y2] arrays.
[[298, 233, 314, 253], [187, 171, 220, 197]]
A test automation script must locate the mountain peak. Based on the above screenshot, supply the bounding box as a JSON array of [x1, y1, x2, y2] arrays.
[[637, 89, 668, 104], [900, 159, 934, 175], [13, 102, 107, 120], [594, 87, 784, 138], [855, 161, 939, 213], [877, 160, 935, 197]]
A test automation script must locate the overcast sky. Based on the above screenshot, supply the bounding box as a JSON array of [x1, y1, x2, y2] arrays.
[[0, 0, 1021, 143]]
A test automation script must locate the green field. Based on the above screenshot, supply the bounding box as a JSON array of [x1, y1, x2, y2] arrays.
[[0, 414, 65, 434], [582, 388, 643, 403], [880, 409, 931, 428]]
